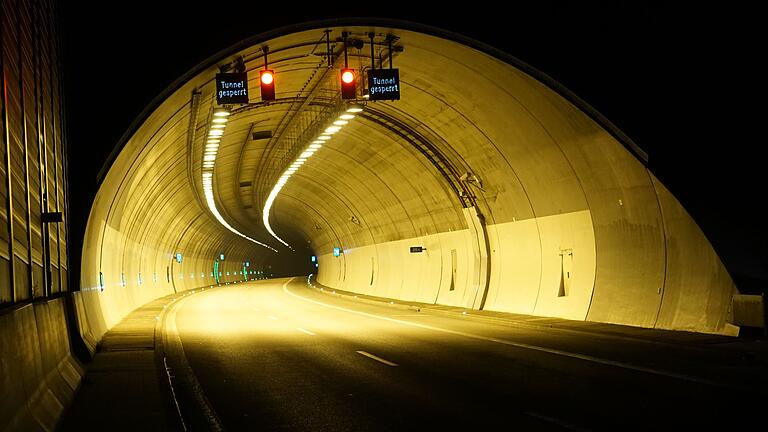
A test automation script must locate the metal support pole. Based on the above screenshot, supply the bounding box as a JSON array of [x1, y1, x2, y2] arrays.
[[342, 31, 349, 69], [368, 32, 375, 70]]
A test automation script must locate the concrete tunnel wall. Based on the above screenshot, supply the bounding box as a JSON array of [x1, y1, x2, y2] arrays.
[[76, 56, 294, 346], [76, 81, 275, 346], [317, 29, 739, 333], [79, 22, 739, 342]]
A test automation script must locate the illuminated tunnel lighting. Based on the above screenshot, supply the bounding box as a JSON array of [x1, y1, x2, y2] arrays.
[[262, 104, 363, 250], [203, 184, 277, 253], [202, 108, 277, 253]]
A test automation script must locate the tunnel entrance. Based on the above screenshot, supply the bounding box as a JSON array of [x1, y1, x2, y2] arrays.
[[79, 19, 738, 343]]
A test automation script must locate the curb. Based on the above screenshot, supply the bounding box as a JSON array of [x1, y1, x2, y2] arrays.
[[302, 278, 728, 348]]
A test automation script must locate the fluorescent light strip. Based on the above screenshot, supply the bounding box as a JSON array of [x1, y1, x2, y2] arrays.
[[203, 184, 277, 252], [202, 108, 277, 253], [262, 104, 363, 250]]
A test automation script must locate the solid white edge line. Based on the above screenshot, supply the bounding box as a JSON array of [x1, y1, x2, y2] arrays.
[[163, 356, 187, 431], [281, 279, 734, 390], [356, 350, 399, 367], [164, 292, 225, 430], [297, 327, 316, 336]]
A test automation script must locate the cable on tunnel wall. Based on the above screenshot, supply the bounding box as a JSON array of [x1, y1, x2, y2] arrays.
[[360, 107, 475, 210]]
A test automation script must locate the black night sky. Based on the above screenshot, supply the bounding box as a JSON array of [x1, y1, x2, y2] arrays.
[[59, 3, 765, 293]]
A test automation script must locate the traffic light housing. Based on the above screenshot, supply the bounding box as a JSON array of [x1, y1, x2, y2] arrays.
[[260, 69, 275, 101], [340, 68, 356, 99]]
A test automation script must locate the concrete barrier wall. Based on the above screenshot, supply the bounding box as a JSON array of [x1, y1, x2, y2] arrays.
[[319, 210, 598, 322], [318, 205, 736, 335], [0, 298, 83, 431], [319, 230, 475, 306]]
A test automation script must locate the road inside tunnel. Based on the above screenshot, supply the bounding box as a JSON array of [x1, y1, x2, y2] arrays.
[[161, 278, 764, 431]]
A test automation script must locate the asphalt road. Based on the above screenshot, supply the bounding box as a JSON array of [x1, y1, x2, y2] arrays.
[[165, 278, 765, 431]]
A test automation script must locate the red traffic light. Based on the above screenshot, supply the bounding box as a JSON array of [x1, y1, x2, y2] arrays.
[[340, 68, 356, 99], [261, 70, 274, 85], [260, 69, 275, 101]]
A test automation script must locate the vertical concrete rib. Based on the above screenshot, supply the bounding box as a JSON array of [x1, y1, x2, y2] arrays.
[[17, 0, 32, 299], [32, 0, 49, 296], [0, 0, 16, 301], [46, 2, 61, 293]]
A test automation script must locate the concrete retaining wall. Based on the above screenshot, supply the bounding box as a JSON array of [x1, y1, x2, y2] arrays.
[[0, 298, 83, 431]]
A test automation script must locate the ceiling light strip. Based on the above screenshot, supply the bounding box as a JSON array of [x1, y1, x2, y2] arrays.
[[262, 104, 363, 250], [203, 108, 277, 253]]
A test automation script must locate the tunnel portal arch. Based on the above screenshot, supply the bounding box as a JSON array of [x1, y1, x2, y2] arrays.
[[78, 19, 738, 344]]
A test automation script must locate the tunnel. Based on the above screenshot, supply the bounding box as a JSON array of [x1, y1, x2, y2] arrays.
[[76, 20, 737, 345], [3, 14, 766, 431]]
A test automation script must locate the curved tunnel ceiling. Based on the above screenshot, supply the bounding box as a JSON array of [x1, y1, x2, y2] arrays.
[[80, 20, 737, 339]]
